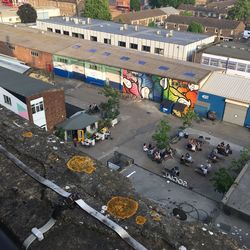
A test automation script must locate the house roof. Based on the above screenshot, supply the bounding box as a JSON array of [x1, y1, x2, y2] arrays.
[[57, 111, 99, 130], [201, 72, 250, 104], [203, 42, 250, 61], [114, 7, 179, 23], [38, 16, 213, 46], [0, 24, 218, 83], [0, 66, 59, 97], [0, 54, 31, 74], [178, 0, 236, 14], [166, 15, 243, 30]]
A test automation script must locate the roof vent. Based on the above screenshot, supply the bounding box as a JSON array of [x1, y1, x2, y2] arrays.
[[100, 24, 103, 27], [156, 30, 161, 35], [120, 26, 124, 31], [123, 24, 128, 30], [41, 31, 44, 34], [70, 17, 74, 21], [134, 25, 139, 31], [166, 33, 169, 37], [169, 30, 173, 37], [81, 20, 86, 25], [63, 16, 66, 20], [74, 18, 79, 24], [231, 46, 236, 48], [222, 45, 228, 48], [240, 47, 245, 50], [65, 17, 69, 22], [87, 18, 91, 24]]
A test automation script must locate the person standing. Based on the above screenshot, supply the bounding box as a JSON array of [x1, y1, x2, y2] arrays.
[[73, 137, 77, 147]]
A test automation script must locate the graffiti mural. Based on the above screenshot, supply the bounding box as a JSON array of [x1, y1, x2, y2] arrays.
[[161, 78, 198, 108], [122, 70, 163, 102]]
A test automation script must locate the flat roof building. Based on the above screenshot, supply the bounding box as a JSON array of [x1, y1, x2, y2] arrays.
[[36, 17, 215, 61]]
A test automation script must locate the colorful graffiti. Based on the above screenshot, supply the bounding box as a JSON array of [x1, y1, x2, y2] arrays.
[[122, 70, 163, 102], [161, 78, 198, 108]]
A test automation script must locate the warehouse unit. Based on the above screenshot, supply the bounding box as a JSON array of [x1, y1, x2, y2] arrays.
[[195, 72, 250, 127], [36, 17, 215, 61]]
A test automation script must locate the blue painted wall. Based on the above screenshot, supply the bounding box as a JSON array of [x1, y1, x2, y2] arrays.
[[244, 107, 250, 127], [196, 91, 226, 120]]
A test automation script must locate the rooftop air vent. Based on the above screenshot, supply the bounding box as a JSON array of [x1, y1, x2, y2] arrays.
[[74, 18, 79, 24], [231, 46, 236, 48], [134, 25, 138, 31], [82, 20, 86, 25], [240, 47, 245, 50], [222, 45, 228, 48], [65, 17, 69, 22], [87, 18, 91, 24], [124, 24, 128, 30], [156, 30, 161, 35], [169, 30, 173, 37], [166, 33, 169, 37], [120, 26, 124, 31]]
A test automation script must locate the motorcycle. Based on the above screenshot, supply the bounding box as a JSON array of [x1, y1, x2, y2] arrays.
[[195, 163, 211, 176]]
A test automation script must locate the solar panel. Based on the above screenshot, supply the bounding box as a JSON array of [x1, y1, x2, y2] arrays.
[[88, 49, 97, 53], [72, 44, 81, 49], [183, 72, 196, 77], [138, 60, 146, 65], [120, 56, 130, 61], [158, 66, 169, 71], [103, 52, 111, 56]]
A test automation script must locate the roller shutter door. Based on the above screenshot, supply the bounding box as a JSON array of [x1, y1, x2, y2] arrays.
[[223, 102, 248, 126]]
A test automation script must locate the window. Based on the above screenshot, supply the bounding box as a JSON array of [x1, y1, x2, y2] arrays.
[[31, 101, 44, 114], [9, 18, 12, 22], [142, 45, 151, 52], [89, 64, 100, 71], [202, 57, 210, 65], [63, 31, 69, 35], [215, 29, 218, 33], [47, 28, 53, 32], [227, 61, 237, 70], [3, 95, 11, 106], [210, 58, 219, 67], [205, 27, 208, 32], [237, 63, 246, 72], [31, 51, 39, 57], [55, 29, 61, 34], [174, 24, 177, 28], [219, 60, 227, 68], [154, 47, 164, 55], [72, 32, 78, 37], [79, 34, 84, 39], [104, 38, 111, 44], [58, 58, 68, 63], [130, 43, 138, 50], [90, 36, 97, 41], [118, 41, 126, 47]]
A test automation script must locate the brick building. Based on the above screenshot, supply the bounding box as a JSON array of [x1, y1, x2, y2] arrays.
[[178, 0, 236, 19], [165, 15, 245, 41], [0, 66, 66, 131], [114, 7, 179, 26]]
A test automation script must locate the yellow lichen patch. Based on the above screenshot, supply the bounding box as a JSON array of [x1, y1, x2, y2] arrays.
[[135, 216, 147, 225], [150, 210, 161, 222], [67, 155, 96, 174], [107, 196, 138, 219], [22, 131, 33, 138], [48, 153, 59, 162]]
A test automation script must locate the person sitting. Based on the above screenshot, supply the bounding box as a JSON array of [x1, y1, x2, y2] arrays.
[[196, 142, 202, 151], [93, 103, 99, 112], [143, 143, 148, 152], [180, 155, 185, 164], [209, 150, 217, 161], [185, 153, 193, 163], [148, 143, 152, 150], [226, 144, 232, 154], [154, 151, 161, 160], [171, 166, 180, 177]]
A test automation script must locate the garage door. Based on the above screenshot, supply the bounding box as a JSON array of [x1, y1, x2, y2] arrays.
[[223, 102, 248, 126]]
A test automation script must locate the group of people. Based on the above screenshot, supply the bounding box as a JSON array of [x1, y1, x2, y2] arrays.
[[217, 142, 232, 156], [186, 138, 202, 152], [195, 161, 212, 176], [88, 103, 100, 114], [180, 153, 193, 165], [143, 143, 174, 163]]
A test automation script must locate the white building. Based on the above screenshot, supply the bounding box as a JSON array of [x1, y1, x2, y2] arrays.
[[36, 17, 215, 61], [200, 42, 250, 78]]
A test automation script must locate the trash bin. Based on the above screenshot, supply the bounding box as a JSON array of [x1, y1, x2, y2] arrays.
[[207, 111, 216, 121]]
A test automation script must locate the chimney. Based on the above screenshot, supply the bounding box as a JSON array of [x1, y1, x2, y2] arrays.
[[156, 30, 161, 35], [65, 16, 69, 22], [123, 23, 128, 29], [135, 25, 138, 31], [87, 18, 91, 24]]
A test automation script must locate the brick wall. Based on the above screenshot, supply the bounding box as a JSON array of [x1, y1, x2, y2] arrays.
[[26, 88, 66, 131], [0, 42, 53, 71]]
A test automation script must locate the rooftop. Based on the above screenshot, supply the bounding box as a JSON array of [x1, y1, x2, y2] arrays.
[[0, 66, 58, 97], [0, 24, 218, 83], [166, 15, 243, 29], [38, 16, 213, 46], [201, 72, 250, 104], [114, 7, 179, 23], [203, 42, 250, 61]]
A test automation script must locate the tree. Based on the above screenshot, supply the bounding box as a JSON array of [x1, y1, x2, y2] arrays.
[[130, 0, 141, 11], [149, 0, 195, 9], [148, 21, 158, 28], [230, 148, 249, 175], [228, 0, 250, 24], [181, 11, 193, 16], [83, 0, 111, 21], [152, 119, 171, 150], [17, 4, 37, 23], [212, 168, 234, 194], [187, 21, 204, 33], [181, 109, 199, 127], [99, 85, 120, 121]]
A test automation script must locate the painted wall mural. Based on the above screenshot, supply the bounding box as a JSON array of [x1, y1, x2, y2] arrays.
[[122, 70, 163, 102], [161, 78, 198, 108]]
